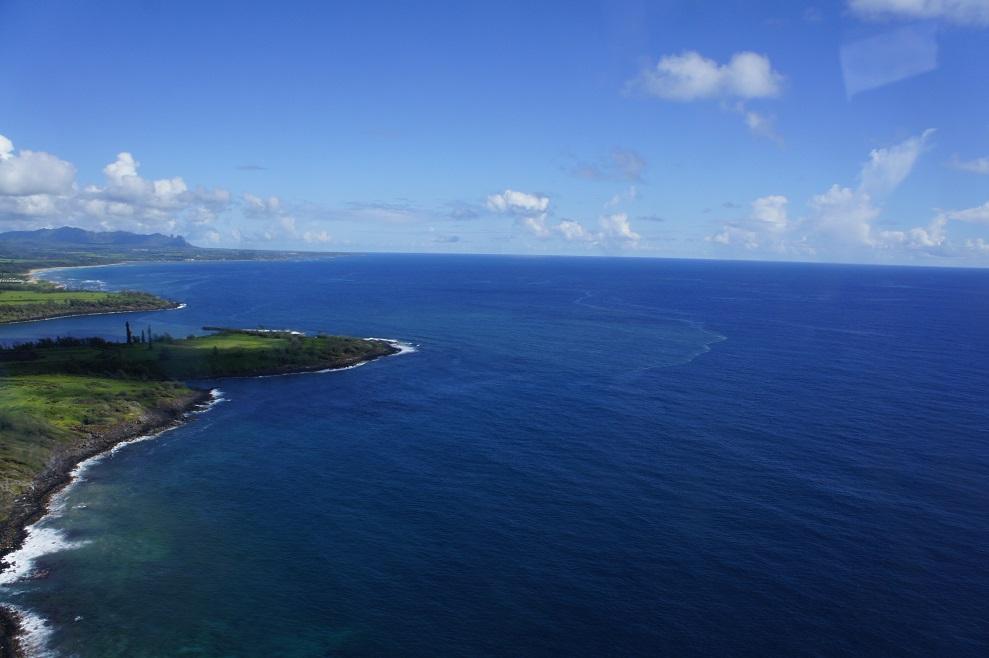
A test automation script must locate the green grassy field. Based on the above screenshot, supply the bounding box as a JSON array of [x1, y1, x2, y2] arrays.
[[0, 330, 397, 530], [0, 287, 175, 324], [0, 376, 196, 521], [7, 330, 396, 379], [0, 290, 111, 305]]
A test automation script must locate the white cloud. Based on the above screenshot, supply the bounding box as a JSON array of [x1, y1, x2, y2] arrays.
[[486, 189, 550, 214], [0, 135, 13, 160], [78, 153, 231, 234], [0, 134, 76, 196], [876, 214, 948, 250], [599, 212, 640, 244], [557, 219, 591, 241], [805, 130, 929, 247], [519, 215, 550, 238], [555, 214, 640, 247], [243, 192, 282, 217], [860, 129, 934, 195], [708, 131, 938, 254], [848, 0, 989, 25], [707, 225, 760, 249], [949, 155, 989, 174], [632, 51, 783, 101], [809, 185, 881, 245], [0, 193, 64, 218], [707, 195, 788, 250], [946, 201, 989, 223], [752, 195, 789, 230], [0, 134, 234, 242], [487, 189, 554, 238]]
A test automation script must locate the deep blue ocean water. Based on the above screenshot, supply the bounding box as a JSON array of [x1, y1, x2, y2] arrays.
[[1, 255, 987, 656]]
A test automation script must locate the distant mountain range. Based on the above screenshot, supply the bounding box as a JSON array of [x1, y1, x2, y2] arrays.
[[0, 226, 340, 275], [0, 227, 191, 249]]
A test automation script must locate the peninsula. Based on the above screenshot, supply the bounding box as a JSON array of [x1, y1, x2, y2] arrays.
[[0, 326, 399, 654]]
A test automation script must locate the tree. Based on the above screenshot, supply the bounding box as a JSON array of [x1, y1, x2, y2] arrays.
[[125, 321, 132, 344]]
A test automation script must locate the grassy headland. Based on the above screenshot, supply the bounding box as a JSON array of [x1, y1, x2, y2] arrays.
[[0, 329, 398, 553], [0, 284, 178, 325]]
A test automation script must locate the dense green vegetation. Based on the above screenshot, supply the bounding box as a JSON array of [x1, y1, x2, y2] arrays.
[[3, 330, 397, 379], [0, 329, 397, 541], [0, 376, 196, 523], [0, 286, 176, 324]]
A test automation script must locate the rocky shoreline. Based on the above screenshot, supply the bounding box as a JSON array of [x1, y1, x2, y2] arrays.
[[0, 340, 408, 656], [0, 388, 213, 658]]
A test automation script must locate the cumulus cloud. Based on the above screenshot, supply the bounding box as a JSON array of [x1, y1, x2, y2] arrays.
[[557, 219, 591, 241], [555, 214, 640, 247], [598, 213, 640, 243], [629, 53, 784, 139], [809, 185, 881, 245], [869, 199, 989, 255], [486, 189, 553, 238], [0, 133, 234, 242], [876, 214, 948, 251], [0, 134, 76, 196], [485, 188, 639, 248], [848, 0, 989, 25], [486, 189, 550, 214], [804, 132, 932, 246], [707, 224, 760, 249], [77, 152, 231, 233], [752, 195, 789, 231], [632, 51, 783, 101], [243, 192, 282, 217], [707, 130, 945, 255], [948, 155, 989, 174], [707, 195, 791, 251]]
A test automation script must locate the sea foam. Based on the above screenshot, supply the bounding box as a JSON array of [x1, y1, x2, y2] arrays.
[[0, 389, 227, 656]]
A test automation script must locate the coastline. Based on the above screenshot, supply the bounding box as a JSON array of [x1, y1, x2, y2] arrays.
[[0, 341, 412, 657], [0, 387, 213, 658], [2, 266, 184, 327], [0, 302, 185, 328]]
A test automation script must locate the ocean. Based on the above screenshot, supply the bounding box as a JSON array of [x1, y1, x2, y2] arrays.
[[1, 255, 987, 656]]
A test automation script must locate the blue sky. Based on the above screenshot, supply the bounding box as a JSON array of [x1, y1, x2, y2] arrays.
[[1, 0, 988, 264]]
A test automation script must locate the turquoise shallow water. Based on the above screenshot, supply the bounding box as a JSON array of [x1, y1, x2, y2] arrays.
[[1, 255, 988, 656]]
